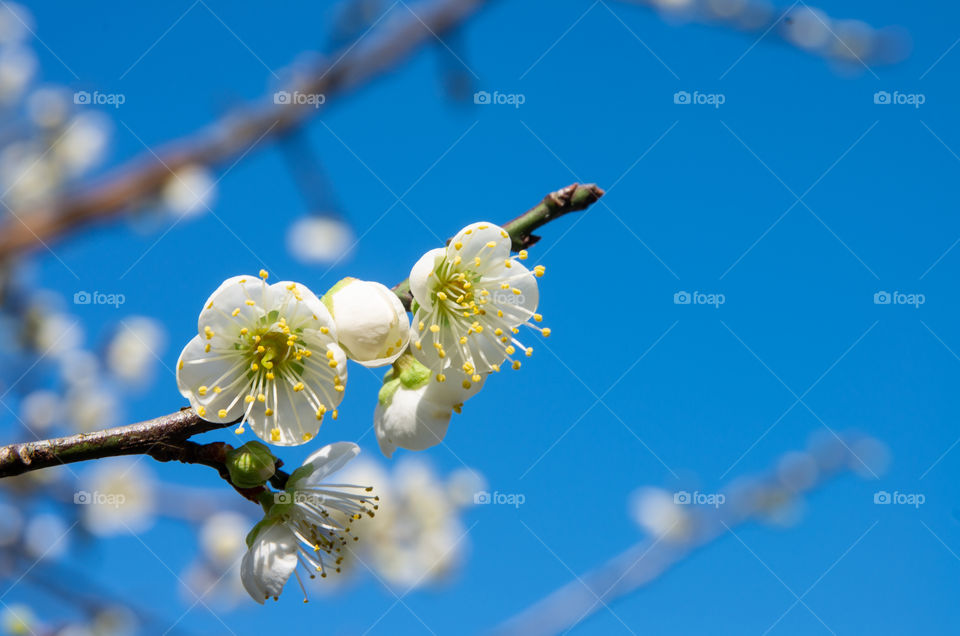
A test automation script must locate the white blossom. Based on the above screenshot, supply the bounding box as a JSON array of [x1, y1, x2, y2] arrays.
[[176, 272, 347, 446], [240, 442, 376, 603], [408, 221, 548, 385]]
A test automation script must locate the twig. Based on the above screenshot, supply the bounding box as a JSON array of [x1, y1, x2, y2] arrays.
[[0, 0, 487, 259], [0, 182, 603, 479]]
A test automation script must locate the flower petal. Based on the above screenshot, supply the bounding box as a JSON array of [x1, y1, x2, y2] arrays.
[[292, 441, 361, 488], [374, 385, 453, 457], [409, 247, 445, 308], [176, 336, 247, 421], [447, 222, 510, 265], [240, 522, 298, 604]]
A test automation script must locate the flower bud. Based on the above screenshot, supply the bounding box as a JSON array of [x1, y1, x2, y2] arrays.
[[322, 277, 410, 368], [374, 354, 483, 457], [226, 441, 277, 489]]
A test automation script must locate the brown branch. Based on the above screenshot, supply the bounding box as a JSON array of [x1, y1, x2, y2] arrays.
[[0, 0, 487, 259]]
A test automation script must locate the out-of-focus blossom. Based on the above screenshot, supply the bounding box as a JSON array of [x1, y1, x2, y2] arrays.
[[200, 511, 251, 570], [19, 389, 61, 433], [0, 502, 23, 547], [26, 86, 69, 128], [629, 487, 691, 542], [78, 459, 155, 536], [23, 513, 69, 559], [287, 215, 355, 264], [66, 384, 119, 432], [161, 164, 216, 218], [337, 456, 479, 587], [0, 45, 35, 103], [0, 3, 31, 45], [54, 112, 110, 176], [105, 316, 165, 386], [1, 604, 37, 636]]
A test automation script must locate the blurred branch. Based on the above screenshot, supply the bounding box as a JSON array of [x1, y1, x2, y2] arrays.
[[392, 182, 605, 308], [0, 0, 487, 260], [0, 182, 601, 484], [491, 432, 881, 636]]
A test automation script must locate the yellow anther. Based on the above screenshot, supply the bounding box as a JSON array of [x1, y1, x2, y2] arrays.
[[204, 326, 214, 339], [533, 314, 543, 322], [485, 241, 496, 248], [462, 380, 472, 389], [259, 269, 269, 279], [512, 360, 522, 370], [526, 347, 533, 357], [196, 406, 206, 417], [518, 250, 528, 260], [501, 282, 510, 290], [512, 288, 522, 295], [240, 327, 249, 335], [270, 428, 281, 442], [454, 241, 463, 250], [266, 372, 275, 380], [436, 373, 446, 383], [302, 432, 313, 442], [418, 321, 425, 331], [294, 382, 305, 392], [534, 265, 546, 277], [257, 345, 266, 353], [264, 408, 274, 416], [218, 409, 228, 418], [320, 326, 329, 334], [332, 410, 338, 420], [542, 328, 552, 337], [326, 350, 334, 359], [430, 325, 440, 333], [232, 308, 241, 317], [459, 336, 468, 345], [472, 374, 482, 382], [198, 385, 208, 396], [437, 292, 447, 301], [328, 360, 338, 368], [505, 345, 515, 355], [257, 394, 266, 402]]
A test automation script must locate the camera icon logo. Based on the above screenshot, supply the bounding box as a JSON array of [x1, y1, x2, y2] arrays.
[[74, 291, 91, 305], [73, 90, 91, 105], [473, 90, 491, 105], [673, 491, 690, 504], [274, 492, 293, 504], [74, 490, 91, 504], [874, 490, 891, 504], [673, 291, 691, 305], [873, 91, 891, 104], [873, 291, 891, 305], [474, 490, 491, 504], [274, 91, 291, 105], [673, 91, 691, 105]]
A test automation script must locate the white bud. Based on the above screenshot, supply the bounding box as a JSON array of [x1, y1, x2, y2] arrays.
[[324, 278, 410, 368]]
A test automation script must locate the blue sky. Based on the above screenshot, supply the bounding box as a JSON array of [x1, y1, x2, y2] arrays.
[[9, 0, 960, 633]]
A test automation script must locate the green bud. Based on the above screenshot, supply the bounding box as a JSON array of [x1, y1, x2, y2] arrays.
[[226, 441, 277, 489], [378, 353, 431, 406]]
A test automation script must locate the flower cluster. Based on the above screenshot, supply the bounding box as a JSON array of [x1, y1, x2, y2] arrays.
[[175, 221, 548, 602]]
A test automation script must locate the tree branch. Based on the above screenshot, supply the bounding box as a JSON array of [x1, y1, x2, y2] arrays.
[[0, 181, 603, 480], [0, 0, 487, 260]]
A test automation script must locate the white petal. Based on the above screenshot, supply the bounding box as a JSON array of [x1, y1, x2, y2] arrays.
[[294, 441, 361, 487], [265, 281, 336, 336], [409, 247, 445, 308], [198, 275, 269, 338], [447, 222, 511, 265], [426, 372, 485, 406], [240, 522, 298, 603], [176, 336, 246, 421], [374, 385, 458, 456], [480, 260, 539, 326]]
